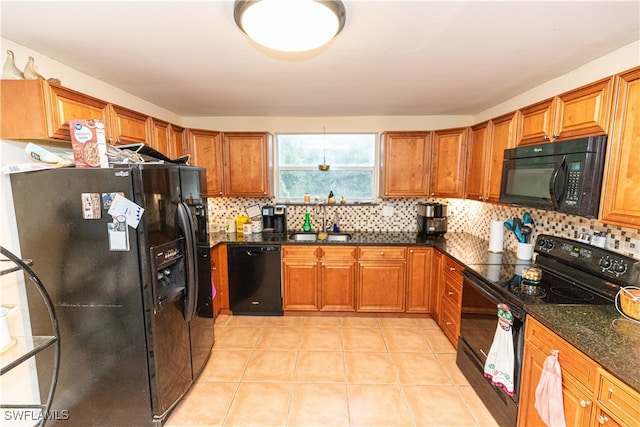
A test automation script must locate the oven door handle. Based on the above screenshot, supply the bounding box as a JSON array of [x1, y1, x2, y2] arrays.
[[462, 270, 525, 320]]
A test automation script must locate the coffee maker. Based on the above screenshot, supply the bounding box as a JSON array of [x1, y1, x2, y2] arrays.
[[417, 202, 448, 236], [274, 205, 287, 234], [262, 205, 275, 232]]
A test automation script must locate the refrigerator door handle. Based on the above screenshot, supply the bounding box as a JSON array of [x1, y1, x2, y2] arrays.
[[177, 201, 198, 322]]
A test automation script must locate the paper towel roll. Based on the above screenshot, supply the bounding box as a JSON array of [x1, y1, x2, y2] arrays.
[[489, 220, 504, 253]]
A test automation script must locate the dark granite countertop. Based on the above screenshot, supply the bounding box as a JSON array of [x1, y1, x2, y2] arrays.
[[525, 304, 640, 392], [210, 230, 639, 392]]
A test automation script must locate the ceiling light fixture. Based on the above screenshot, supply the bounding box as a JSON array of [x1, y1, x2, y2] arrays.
[[234, 0, 346, 52]]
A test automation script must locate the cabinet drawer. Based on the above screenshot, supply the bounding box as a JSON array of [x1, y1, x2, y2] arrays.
[[597, 370, 640, 427], [442, 274, 462, 309], [282, 245, 319, 259], [440, 299, 460, 348], [358, 246, 406, 260], [320, 246, 357, 260], [525, 317, 599, 393], [443, 256, 464, 282]]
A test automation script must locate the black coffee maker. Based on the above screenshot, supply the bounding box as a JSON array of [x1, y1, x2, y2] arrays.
[[274, 205, 287, 234], [262, 205, 275, 232], [417, 202, 448, 236]]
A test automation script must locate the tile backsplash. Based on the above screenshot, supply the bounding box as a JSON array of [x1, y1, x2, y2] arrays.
[[208, 197, 639, 260]]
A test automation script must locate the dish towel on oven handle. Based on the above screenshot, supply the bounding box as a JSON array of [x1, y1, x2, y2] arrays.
[[483, 303, 515, 396], [535, 350, 566, 427]]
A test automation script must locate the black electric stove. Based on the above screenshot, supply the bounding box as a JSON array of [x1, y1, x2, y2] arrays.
[[457, 235, 639, 427], [464, 234, 639, 310]]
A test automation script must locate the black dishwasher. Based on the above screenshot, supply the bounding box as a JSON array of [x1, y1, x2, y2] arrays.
[[227, 245, 283, 315]]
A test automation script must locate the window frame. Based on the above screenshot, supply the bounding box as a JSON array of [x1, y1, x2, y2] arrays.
[[274, 132, 380, 203]]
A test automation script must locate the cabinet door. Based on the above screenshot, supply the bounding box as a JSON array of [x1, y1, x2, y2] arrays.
[[1, 80, 111, 141], [466, 121, 492, 201], [599, 67, 640, 228], [211, 244, 229, 317], [149, 118, 170, 155], [223, 132, 272, 197], [282, 259, 320, 311], [169, 124, 187, 159], [381, 132, 431, 197], [406, 247, 432, 313], [108, 105, 149, 145], [430, 127, 468, 198], [518, 345, 594, 427], [554, 77, 613, 141], [487, 112, 519, 202], [518, 98, 556, 145], [187, 129, 224, 197], [357, 261, 406, 312], [430, 250, 444, 322], [320, 260, 357, 311]]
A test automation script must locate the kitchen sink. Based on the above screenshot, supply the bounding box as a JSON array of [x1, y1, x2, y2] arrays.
[[288, 232, 352, 242], [289, 232, 318, 242], [326, 233, 352, 242]]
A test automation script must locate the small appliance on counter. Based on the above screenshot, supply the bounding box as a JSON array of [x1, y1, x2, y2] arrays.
[[262, 205, 275, 232], [274, 205, 287, 234], [417, 202, 447, 236]]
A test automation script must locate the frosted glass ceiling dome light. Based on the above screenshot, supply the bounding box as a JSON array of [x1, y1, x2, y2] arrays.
[[234, 0, 346, 52]]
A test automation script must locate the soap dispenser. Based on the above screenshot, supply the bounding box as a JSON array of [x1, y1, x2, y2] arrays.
[[332, 212, 340, 233], [303, 212, 312, 232]]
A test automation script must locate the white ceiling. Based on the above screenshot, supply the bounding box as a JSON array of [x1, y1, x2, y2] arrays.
[[1, 1, 639, 117]]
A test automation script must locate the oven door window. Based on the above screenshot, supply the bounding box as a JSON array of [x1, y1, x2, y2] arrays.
[[460, 281, 523, 364]]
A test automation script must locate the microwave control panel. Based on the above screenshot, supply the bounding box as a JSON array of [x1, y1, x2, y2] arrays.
[[564, 162, 582, 205]]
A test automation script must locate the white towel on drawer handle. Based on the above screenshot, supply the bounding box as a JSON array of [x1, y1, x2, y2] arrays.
[[483, 303, 515, 396], [535, 350, 566, 427]]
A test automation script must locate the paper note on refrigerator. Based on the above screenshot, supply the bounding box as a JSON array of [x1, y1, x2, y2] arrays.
[[108, 194, 144, 228]]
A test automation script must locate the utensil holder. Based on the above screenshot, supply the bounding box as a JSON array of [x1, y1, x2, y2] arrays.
[[516, 242, 534, 260]]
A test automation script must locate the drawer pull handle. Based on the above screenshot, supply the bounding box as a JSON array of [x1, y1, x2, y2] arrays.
[[579, 400, 591, 408], [448, 291, 454, 296], [597, 414, 609, 425], [380, 252, 384, 256], [446, 321, 452, 326], [449, 267, 456, 271]]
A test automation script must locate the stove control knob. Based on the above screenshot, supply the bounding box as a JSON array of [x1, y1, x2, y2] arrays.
[[537, 238, 546, 247], [599, 257, 612, 269], [545, 240, 555, 250], [613, 263, 627, 275]]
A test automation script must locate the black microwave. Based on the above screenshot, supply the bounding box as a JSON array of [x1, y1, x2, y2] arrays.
[[499, 136, 607, 218]]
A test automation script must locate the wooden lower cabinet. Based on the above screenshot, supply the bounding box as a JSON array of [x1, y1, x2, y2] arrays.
[[438, 255, 463, 347], [406, 247, 432, 313], [430, 250, 444, 323], [211, 244, 229, 317], [282, 246, 320, 311], [357, 246, 406, 312], [518, 316, 640, 427], [319, 247, 357, 311]]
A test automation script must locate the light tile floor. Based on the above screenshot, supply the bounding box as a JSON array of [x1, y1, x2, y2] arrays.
[[166, 315, 499, 427]]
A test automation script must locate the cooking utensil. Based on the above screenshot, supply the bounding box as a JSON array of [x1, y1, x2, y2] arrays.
[[513, 217, 525, 243], [522, 211, 534, 226], [521, 225, 532, 243]]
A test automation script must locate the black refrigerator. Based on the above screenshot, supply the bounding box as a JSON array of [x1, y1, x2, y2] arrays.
[[10, 164, 214, 426]]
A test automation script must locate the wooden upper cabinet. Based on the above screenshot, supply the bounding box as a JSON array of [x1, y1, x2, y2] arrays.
[[381, 131, 431, 198], [430, 127, 468, 198], [1, 79, 110, 141], [148, 118, 170, 155], [168, 124, 187, 159], [187, 129, 224, 197], [599, 67, 640, 228], [222, 132, 273, 197], [466, 121, 492, 201], [108, 105, 149, 146], [517, 77, 614, 145], [487, 112, 519, 203]]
